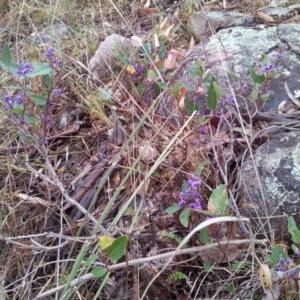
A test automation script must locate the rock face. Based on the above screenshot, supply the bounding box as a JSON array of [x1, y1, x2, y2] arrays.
[[160, 21, 300, 116], [89, 34, 133, 83], [30, 22, 68, 45], [239, 131, 300, 239]]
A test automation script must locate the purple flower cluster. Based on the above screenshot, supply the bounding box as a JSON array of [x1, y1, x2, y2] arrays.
[[2, 92, 23, 110], [179, 174, 202, 210], [277, 256, 298, 278], [257, 43, 288, 75], [129, 59, 145, 79], [45, 46, 61, 69], [16, 62, 32, 77], [223, 95, 234, 105], [39, 112, 53, 131]]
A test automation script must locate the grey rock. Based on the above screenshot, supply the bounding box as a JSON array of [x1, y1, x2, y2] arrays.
[[261, 7, 293, 21], [158, 23, 300, 120], [89, 34, 133, 83], [30, 22, 68, 45], [190, 11, 253, 41], [239, 131, 300, 239]]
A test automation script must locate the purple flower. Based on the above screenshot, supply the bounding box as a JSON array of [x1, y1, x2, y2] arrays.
[[3, 93, 12, 102], [14, 92, 23, 104], [199, 126, 207, 134], [16, 61, 32, 77], [179, 199, 187, 207], [224, 95, 234, 105], [45, 46, 55, 59], [281, 43, 288, 49], [54, 88, 63, 95], [3, 93, 14, 109], [179, 174, 202, 210]]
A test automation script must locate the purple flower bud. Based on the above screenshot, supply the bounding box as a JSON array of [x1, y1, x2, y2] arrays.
[[16, 61, 32, 77], [54, 88, 63, 95], [14, 92, 23, 104], [199, 126, 207, 134], [46, 46, 55, 59], [178, 200, 186, 207]]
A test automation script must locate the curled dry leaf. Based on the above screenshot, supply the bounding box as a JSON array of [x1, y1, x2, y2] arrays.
[[159, 17, 168, 30], [154, 33, 159, 48], [277, 100, 286, 114], [131, 35, 143, 47], [139, 141, 158, 163], [257, 11, 275, 23], [144, 0, 151, 8], [189, 36, 195, 52], [285, 82, 300, 107], [164, 24, 175, 38]]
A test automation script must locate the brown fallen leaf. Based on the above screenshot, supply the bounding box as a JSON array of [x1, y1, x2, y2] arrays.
[[257, 11, 275, 23]]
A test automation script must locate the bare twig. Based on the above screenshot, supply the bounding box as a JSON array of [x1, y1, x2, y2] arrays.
[[32, 236, 268, 299]]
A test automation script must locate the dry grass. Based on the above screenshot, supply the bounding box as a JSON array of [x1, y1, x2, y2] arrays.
[[0, 0, 298, 299]]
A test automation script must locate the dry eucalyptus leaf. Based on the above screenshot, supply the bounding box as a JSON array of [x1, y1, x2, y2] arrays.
[[277, 100, 286, 114], [257, 11, 275, 23], [164, 24, 175, 38], [159, 17, 168, 30], [200, 244, 242, 263]]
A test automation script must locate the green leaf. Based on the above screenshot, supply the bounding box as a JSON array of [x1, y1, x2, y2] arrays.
[[2, 43, 12, 67], [86, 254, 98, 267], [184, 98, 199, 115], [99, 87, 112, 101], [250, 71, 265, 84], [231, 261, 245, 272], [42, 74, 52, 90], [288, 216, 298, 232], [23, 113, 38, 124], [3, 85, 22, 90], [92, 266, 106, 278], [0, 61, 20, 74], [166, 72, 173, 80], [12, 104, 23, 115], [267, 246, 287, 263], [195, 161, 207, 176], [157, 82, 167, 90], [31, 94, 47, 106], [107, 235, 128, 263], [208, 184, 228, 215], [207, 77, 218, 110], [187, 68, 197, 78], [199, 227, 209, 244], [171, 82, 181, 96], [261, 93, 270, 102], [249, 83, 259, 103], [292, 244, 298, 254], [27, 63, 52, 78], [179, 208, 190, 227], [142, 41, 152, 58], [213, 81, 225, 98], [165, 203, 181, 214], [225, 70, 241, 80], [291, 229, 300, 244], [245, 56, 253, 72], [194, 60, 204, 77], [147, 69, 157, 80], [204, 261, 212, 272]]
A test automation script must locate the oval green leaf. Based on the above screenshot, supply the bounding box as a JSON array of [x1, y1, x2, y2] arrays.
[[179, 207, 190, 228], [107, 235, 128, 263], [92, 266, 106, 278], [165, 203, 181, 214], [31, 94, 47, 106], [2, 43, 12, 67]]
